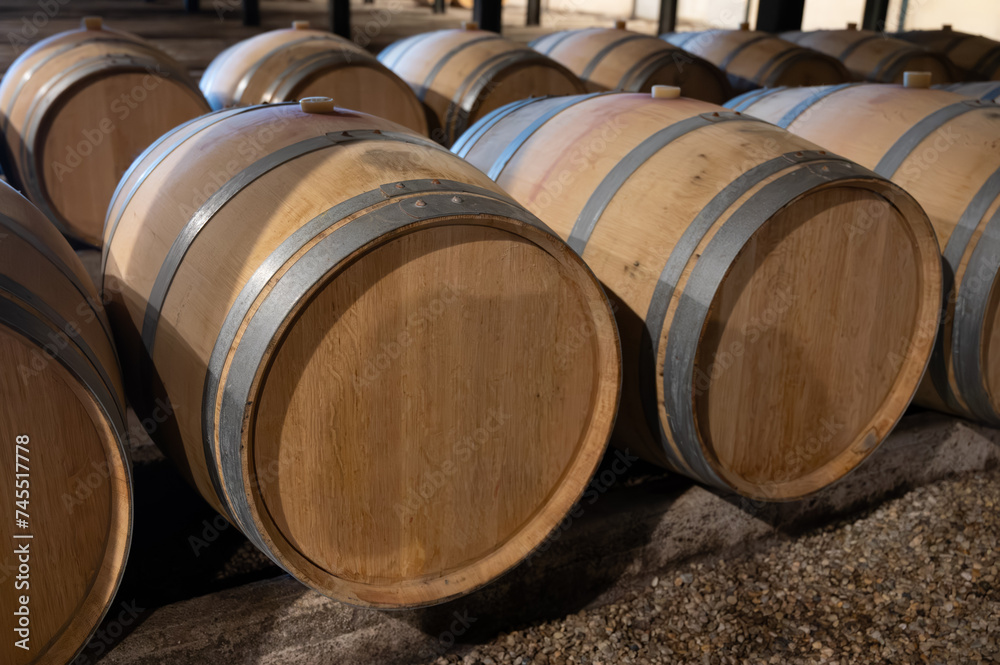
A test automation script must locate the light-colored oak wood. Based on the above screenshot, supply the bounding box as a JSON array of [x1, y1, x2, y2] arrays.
[[726, 84, 1000, 426], [782, 29, 958, 84], [662, 29, 852, 94], [456, 92, 942, 500], [900, 28, 1000, 81], [102, 100, 620, 607], [378, 27, 586, 146], [0, 18, 210, 247], [936, 81, 1000, 100], [529, 27, 732, 103], [199, 22, 428, 135], [0, 180, 131, 665]]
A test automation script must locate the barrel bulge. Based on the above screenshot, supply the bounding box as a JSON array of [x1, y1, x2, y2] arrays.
[[199, 22, 428, 135], [725, 84, 1000, 425], [102, 100, 620, 607], [378, 27, 586, 146], [662, 30, 852, 94], [899, 28, 1000, 81], [0, 18, 210, 247], [782, 29, 959, 84], [0, 181, 131, 665], [529, 27, 732, 103], [455, 91, 942, 500]]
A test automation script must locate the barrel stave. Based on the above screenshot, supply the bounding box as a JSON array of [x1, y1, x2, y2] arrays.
[[458, 92, 942, 499]]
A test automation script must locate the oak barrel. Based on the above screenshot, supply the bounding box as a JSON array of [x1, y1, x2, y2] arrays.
[[726, 81, 1000, 425], [199, 21, 428, 135], [936, 80, 1000, 101], [101, 98, 621, 607], [0, 181, 131, 665], [900, 26, 1000, 80], [662, 28, 852, 94], [378, 23, 586, 146], [529, 26, 732, 103], [0, 17, 210, 247], [454, 89, 942, 500], [782, 27, 958, 83]]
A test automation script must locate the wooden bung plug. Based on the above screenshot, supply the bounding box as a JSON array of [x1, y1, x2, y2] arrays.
[[651, 84, 681, 99], [82, 16, 102, 30], [292, 20, 310, 29], [299, 96, 336, 113], [904, 71, 932, 88]]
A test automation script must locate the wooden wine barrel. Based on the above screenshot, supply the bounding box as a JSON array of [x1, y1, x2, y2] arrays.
[[935, 80, 1000, 101], [726, 81, 1000, 425], [199, 21, 428, 135], [101, 98, 620, 607], [0, 17, 210, 248], [378, 23, 586, 146], [782, 27, 958, 83], [454, 89, 942, 500], [529, 26, 732, 102], [0, 181, 131, 665], [900, 26, 1000, 80], [662, 28, 852, 94]]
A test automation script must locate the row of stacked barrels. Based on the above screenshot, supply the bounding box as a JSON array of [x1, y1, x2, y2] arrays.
[[0, 13, 997, 665]]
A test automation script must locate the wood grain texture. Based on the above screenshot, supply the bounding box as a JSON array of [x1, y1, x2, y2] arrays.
[[529, 28, 731, 103], [0, 20, 210, 247], [726, 84, 1000, 426], [936, 81, 1000, 100], [456, 92, 941, 500], [782, 29, 959, 84], [378, 27, 587, 146], [900, 28, 1000, 81], [0, 181, 130, 665], [662, 30, 852, 95], [199, 23, 428, 135], [102, 102, 620, 607]]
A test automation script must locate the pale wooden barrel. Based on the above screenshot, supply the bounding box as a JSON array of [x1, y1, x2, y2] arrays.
[[101, 98, 620, 607], [726, 82, 1000, 425], [662, 28, 852, 94], [0, 17, 210, 247], [529, 27, 732, 103], [378, 24, 586, 146], [900, 26, 1000, 80], [936, 80, 1000, 101], [782, 28, 958, 83], [454, 90, 942, 500], [199, 21, 428, 135], [0, 181, 131, 665]]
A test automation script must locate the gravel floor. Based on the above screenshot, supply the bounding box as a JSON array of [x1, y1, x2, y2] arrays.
[[428, 469, 1000, 665]]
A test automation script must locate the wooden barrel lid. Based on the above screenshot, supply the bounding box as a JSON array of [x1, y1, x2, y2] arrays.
[[36, 71, 208, 243], [0, 329, 131, 664], [246, 201, 620, 604], [691, 177, 937, 498]]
